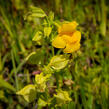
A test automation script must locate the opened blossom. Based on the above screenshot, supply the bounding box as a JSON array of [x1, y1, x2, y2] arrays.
[[52, 21, 81, 53]]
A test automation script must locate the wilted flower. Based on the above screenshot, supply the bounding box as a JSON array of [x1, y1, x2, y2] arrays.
[[35, 72, 51, 92], [54, 89, 72, 106], [16, 85, 37, 103], [52, 21, 81, 53]]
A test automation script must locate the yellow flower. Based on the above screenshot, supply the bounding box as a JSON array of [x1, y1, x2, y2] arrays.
[[58, 21, 78, 34], [52, 21, 81, 53]]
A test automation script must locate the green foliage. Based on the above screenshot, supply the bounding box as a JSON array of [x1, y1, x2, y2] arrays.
[[48, 11, 54, 21], [42, 65, 54, 74], [26, 51, 44, 65], [24, 6, 46, 21], [0, 78, 16, 92], [44, 27, 52, 37], [32, 31, 43, 45], [0, 0, 109, 109]]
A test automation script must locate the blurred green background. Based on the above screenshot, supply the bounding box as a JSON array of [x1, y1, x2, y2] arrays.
[[0, 0, 109, 109]]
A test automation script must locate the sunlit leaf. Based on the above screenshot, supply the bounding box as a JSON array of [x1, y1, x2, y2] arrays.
[[42, 65, 54, 74], [0, 90, 8, 102], [48, 11, 54, 21], [26, 51, 44, 65], [24, 6, 46, 20], [0, 78, 16, 92], [44, 27, 52, 37], [32, 31, 42, 45], [29, 6, 46, 18]]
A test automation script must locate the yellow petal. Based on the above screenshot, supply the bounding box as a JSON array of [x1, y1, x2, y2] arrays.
[[52, 36, 66, 48], [71, 31, 81, 43], [62, 35, 73, 44], [61, 31, 81, 44], [63, 42, 80, 53], [58, 21, 78, 34]]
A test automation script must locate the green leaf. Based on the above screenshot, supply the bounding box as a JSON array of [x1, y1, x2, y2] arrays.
[[30, 6, 46, 17], [0, 78, 16, 92], [68, 102, 76, 109], [42, 65, 54, 74], [49, 55, 69, 70], [32, 31, 42, 45], [48, 11, 54, 21], [25, 6, 46, 19], [26, 51, 44, 65], [0, 53, 2, 71], [44, 27, 52, 37], [0, 90, 8, 102], [0, 90, 5, 99], [87, 95, 93, 109], [16, 84, 36, 103]]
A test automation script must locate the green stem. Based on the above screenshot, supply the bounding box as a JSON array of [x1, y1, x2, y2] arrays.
[[52, 46, 54, 56], [55, 72, 59, 89], [0, 53, 2, 72], [11, 50, 19, 91], [100, 0, 107, 36]]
